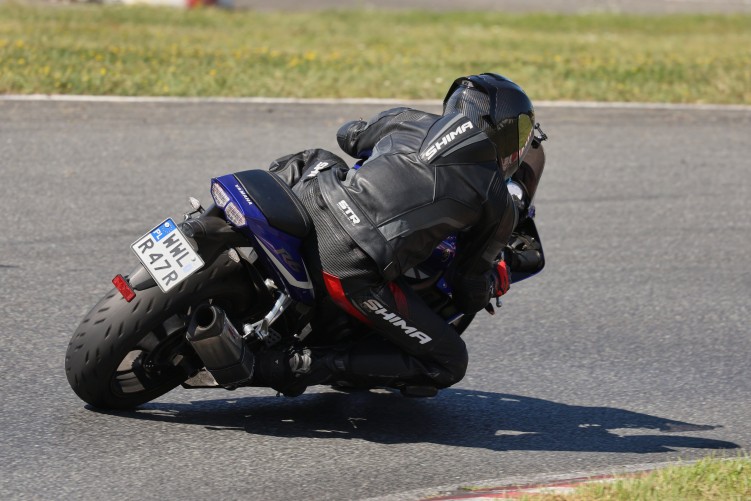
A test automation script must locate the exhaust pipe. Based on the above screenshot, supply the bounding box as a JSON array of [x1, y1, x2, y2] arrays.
[[186, 304, 254, 387]]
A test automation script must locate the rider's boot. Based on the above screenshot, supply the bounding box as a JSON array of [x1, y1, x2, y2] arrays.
[[253, 347, 347, 397]]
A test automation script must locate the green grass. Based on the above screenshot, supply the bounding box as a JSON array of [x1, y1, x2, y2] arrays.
[[1, 3, 750, 103], [526, 456, 751, 501]]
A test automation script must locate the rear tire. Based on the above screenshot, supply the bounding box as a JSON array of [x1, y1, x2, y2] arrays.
[[65, 253, 256, 410]]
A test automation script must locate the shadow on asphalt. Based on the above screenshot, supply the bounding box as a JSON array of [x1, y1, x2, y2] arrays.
[[94, 388, 738, 453]]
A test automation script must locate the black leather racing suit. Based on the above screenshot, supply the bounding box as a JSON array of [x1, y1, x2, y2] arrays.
[[269, 107, 517, 389]]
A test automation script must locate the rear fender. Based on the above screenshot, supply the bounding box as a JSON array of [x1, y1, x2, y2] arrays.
[[128, 211, 248, 292], [128, 265, 157, 291]]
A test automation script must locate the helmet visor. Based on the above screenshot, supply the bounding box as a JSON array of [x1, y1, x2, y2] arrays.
[[494, 113, 534, 177]]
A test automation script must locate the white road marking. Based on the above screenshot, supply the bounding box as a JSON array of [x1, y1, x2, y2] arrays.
[[1, 94, 750, 111]]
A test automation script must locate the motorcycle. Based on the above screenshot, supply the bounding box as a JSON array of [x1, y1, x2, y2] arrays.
[[65, 144, 546, 410]]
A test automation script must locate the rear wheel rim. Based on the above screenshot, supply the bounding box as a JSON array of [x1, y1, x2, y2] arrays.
[[109, 314, 190, 398]]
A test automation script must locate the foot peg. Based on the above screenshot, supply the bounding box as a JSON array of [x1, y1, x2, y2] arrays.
[[400, 385, 438, 398]]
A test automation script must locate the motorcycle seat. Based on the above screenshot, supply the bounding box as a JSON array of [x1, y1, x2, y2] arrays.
[[233, 169, 313, 239]]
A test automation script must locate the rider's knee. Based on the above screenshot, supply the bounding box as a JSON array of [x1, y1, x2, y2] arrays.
[[433, 342, 469, 388]]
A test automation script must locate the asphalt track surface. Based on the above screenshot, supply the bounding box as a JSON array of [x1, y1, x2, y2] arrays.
[[1, 98, 750, 500]]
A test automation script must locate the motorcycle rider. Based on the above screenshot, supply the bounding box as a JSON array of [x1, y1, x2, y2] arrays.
[[255, 73, 545, 396]]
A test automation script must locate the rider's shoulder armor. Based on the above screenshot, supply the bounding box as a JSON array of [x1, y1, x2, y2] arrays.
[[419, 112, 497, 166]]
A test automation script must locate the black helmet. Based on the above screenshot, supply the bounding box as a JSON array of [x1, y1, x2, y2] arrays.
[[443, 73, 535, 178]]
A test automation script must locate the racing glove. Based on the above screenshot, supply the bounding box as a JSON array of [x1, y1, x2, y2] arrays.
[[492, 260, 510, 297]]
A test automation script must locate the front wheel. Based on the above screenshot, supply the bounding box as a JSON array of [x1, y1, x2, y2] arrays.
[[65, 253, 256, 410]]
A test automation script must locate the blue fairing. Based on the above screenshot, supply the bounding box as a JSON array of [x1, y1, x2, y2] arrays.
[[211, 174, 315, 305]]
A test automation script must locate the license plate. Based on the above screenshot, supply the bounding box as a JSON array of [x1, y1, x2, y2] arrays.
[[131, 218, 204, 293]]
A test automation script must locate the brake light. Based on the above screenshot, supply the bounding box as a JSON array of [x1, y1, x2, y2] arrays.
[[224, 201, 247, 227], [112, 274, 136, 302], [211, 182, 231, 207]]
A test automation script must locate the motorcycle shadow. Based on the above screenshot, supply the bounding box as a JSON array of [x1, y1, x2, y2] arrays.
[[96, 388, 739, 454]]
